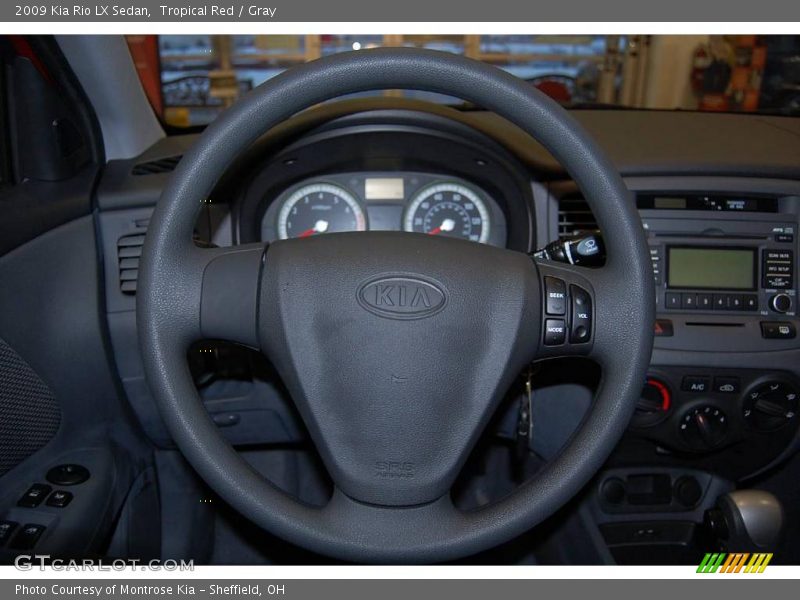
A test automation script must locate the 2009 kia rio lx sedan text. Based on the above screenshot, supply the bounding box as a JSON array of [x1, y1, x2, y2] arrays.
[[0, 34, 798, 565]]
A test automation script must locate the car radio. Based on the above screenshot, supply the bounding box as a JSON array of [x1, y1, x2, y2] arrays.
[[653, 243, 794, 315], [640, 198, 797, 321]]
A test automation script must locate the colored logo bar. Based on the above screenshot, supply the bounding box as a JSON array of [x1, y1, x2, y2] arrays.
[[697, 552, 773, 573]]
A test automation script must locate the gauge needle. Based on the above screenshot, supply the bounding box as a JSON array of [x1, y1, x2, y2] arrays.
[[428, 218, 456, 236], [298, 220, 329, 238]]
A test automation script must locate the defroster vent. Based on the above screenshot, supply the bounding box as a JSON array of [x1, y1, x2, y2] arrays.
[[131, 155, 182, 176]]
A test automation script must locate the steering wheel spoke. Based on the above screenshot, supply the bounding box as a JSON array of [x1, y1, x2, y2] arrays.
[[197, 243, 267, 348], [533, 258, 600, 361], [533, 256, 651, 373]]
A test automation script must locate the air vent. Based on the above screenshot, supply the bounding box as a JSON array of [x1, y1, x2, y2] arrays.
[[558, 194, 598, 239], [117, 232, 146, 295], [131, 155, 181, 176]]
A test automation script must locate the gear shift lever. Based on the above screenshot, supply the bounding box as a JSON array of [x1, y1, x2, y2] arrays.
[[705, 490, 784, 552]]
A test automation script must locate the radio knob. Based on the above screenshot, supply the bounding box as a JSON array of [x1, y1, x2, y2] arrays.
[[769, 293, 792, 314]]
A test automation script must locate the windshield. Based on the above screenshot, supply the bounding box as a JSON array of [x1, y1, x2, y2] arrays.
[[125, 34, 800, 128]]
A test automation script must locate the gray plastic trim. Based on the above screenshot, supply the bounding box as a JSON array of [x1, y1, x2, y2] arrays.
[[56, 35, 164, 160]]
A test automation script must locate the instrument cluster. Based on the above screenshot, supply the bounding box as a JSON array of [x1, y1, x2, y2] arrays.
[[260, 172, 507, 247]]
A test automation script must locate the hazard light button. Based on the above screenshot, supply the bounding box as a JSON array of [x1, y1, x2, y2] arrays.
[[654, 319, 674, 337]]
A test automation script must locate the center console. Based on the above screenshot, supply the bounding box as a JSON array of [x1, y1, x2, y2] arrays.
[[630, 192, 800, 464], [585, 189, 800, 564]]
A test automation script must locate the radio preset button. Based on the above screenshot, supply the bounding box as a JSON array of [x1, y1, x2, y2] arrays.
[[665, 291, 759, 312], [681, 293, 697, 309], [666, 292, 681, 309], [743, 295, 759, 311], [697, 293, 713, 309]]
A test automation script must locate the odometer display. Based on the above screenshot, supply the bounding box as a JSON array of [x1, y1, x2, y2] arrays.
[[403, 183, 490, 243], [277, 183, 366, 240]]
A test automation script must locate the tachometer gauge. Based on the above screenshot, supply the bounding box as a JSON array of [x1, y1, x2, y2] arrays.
[[403, 183, 490, 243], [277, 183, 366, 240]]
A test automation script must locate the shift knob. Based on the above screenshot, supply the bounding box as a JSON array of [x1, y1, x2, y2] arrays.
[[705, 490, 784, 552]]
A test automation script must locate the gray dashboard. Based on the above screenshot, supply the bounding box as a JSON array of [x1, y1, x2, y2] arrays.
[[95, 101, 800, 212], [94, 102, 800, 486]]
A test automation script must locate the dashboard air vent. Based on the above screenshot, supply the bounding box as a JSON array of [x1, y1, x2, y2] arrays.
[[131, 155, 182, 176], [558, 194, 598, 239], [117, 232, 146, 295]]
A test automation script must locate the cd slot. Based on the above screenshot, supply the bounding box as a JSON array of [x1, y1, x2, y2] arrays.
[[685, 322, 745, 328], [652, 233, 767, 240]]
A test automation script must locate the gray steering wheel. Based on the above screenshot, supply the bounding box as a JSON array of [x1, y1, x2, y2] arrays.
[[138, 48, 654, 563]]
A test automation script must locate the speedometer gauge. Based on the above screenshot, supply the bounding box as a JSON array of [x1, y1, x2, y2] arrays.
[[277, 183, 366, 240], [403, 183, 491, 243]]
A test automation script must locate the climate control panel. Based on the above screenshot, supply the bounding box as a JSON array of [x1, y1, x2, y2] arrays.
[[630, 368, 800, 456]]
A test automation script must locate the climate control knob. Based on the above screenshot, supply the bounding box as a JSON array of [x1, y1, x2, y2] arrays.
[[769, 293, 792, 314], [632, 378, 671, 428], [743, 380, 799, 431], [680, 405, 728, 450]]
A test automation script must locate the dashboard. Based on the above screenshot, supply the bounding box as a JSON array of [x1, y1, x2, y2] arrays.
[[93, 102, 800, 562], [96, 102, 800, 494]]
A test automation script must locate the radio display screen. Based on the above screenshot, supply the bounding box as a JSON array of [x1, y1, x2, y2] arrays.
[[667, 247, 756, 290]]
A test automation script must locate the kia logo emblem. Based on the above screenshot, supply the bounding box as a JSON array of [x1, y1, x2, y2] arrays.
[[357, 275, 447, 320]]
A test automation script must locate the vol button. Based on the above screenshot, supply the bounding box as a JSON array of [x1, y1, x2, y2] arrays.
[[570, 285, 592, 343]]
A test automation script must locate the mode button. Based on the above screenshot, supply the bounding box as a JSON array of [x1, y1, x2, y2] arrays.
[[544, 319, 566, 346]]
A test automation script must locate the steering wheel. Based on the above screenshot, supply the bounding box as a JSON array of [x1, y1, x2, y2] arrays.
[[138, 48, 654, 563]]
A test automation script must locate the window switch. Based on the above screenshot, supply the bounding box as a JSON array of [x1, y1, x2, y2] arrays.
[[46, 490, 73, 508], [0, 521, 19, 546], [17, 484, 52, 508], [10, 524, 46, 550]]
